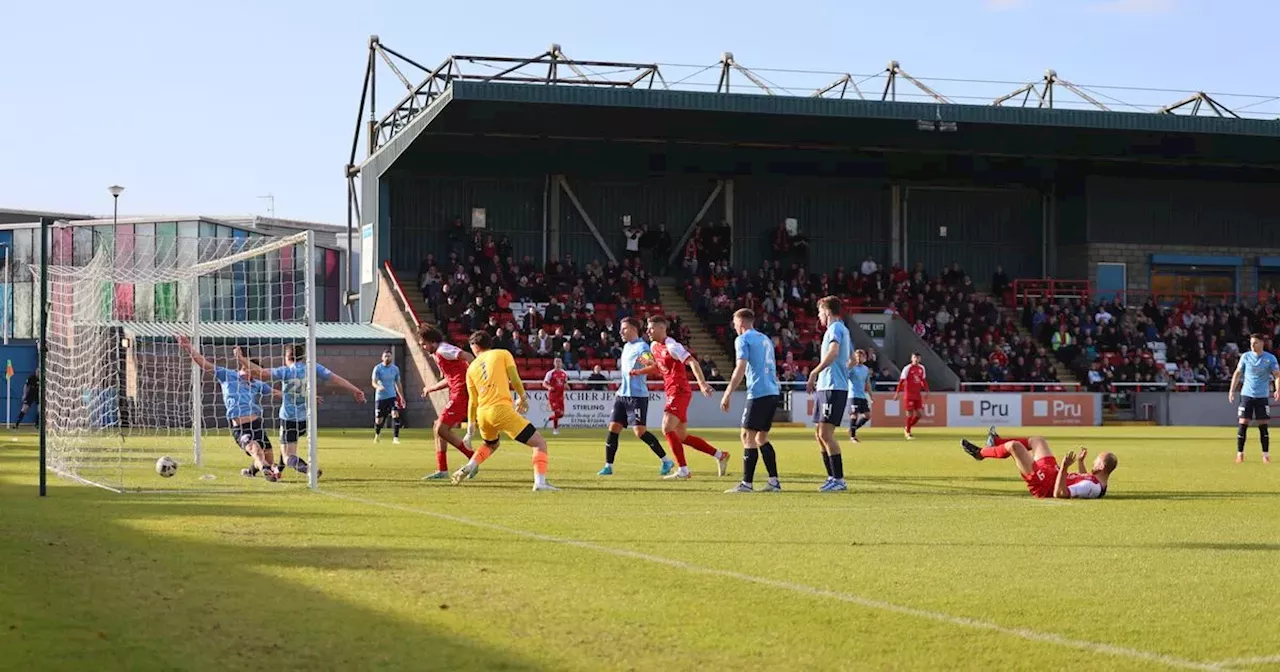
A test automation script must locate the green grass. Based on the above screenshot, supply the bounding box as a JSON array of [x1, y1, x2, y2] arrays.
[[2, 426, 1279, 671]]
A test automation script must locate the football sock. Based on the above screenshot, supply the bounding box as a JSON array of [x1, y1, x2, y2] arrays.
[[374, 422, 383, 436], [393, 418, 402, 439], [471, 444, 495, 467], [1238, 424, 1248, 453], [640, 431, 667, 459], [605, 431, 620, 465], [436, 450, 449, 472], [532, 451, 548, 485], [856, 417, 870, 429], [552, 417, 559, 430], [664, 431, 687, 467], [759, 442, 779, 478], [1259, 425, 1269, 453], [830, 453, 844, 480], [684, 435, 718, 456], [980, 445, 1012, 459], [821, 451, 833, 477], [742, 448, 759, 484]]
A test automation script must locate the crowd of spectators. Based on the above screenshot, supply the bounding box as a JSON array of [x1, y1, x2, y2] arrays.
[[1022, 294, 1280, 393], [681, 251, 1052, 387], [413, 229, 721, 386]]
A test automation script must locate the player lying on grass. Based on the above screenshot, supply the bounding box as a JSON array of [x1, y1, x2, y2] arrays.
[[416, 325, 478, 480], [646, 315, 730, 480], [178, 336, 282, 482], [372, 350, 405, 444], [961, 430, 1117, 499], [239, 344, 366, 477], [451, 330, 559, 491]]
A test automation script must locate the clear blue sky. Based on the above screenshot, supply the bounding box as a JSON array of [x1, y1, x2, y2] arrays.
[[2, 0, 1275, 224]]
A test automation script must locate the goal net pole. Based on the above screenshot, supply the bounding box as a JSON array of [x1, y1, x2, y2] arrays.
[[190, 268, 203, 467], [304, 229, 319, 490]]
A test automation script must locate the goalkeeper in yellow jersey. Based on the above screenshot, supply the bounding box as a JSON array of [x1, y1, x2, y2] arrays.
[[451, 331, 560, 492]]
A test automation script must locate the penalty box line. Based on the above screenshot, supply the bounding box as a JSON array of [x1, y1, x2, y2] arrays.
[[319, 490, 1219, 671]]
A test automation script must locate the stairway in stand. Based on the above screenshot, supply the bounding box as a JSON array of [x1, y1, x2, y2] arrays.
[[1001, 305, 1082, 387], [393, 271, 435, 326], [657, 278, 735, 370]]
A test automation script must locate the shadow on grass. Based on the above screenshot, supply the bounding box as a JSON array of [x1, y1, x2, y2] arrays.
[[0, 477, 540, 671]]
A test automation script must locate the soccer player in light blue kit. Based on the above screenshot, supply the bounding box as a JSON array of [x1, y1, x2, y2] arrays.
[[177, 335, 282, 482], [598, 317, 674, 476], [807, 296, 853, 492], [721, 308, 782, 493], [1228, 333, 1280, 463], [240, 343, 366, 476], [372, 350, 405, 444], [847, 349, 873, 443]]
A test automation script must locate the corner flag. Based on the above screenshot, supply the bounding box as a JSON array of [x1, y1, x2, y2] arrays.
[[4, 360, 11, 381]]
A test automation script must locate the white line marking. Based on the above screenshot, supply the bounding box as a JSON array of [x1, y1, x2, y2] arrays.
[[1210, 655, 1280, 667], [319, 490, 1219, 670]]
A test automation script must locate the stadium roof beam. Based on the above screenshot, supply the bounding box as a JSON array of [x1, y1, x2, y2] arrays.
[[993, 69, 1110, 111], [881, 61, 950, 104], [716, 52, 775, 95], [811, 73, 866, 100], [1156, 91, 1242, 118], [356, 42, 663, 156]]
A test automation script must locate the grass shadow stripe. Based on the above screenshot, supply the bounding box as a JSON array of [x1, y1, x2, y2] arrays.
[[319, 490, 1219, 671]]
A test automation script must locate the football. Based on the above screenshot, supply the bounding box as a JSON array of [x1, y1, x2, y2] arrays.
[[155, 456, 178, 478]]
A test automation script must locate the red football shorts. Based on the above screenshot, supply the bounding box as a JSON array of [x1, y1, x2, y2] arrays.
[[904, 396, 924, 413], [439, 394, 468, 426], [1021, 456, 1059, 499], [664, 392, 691, 424]]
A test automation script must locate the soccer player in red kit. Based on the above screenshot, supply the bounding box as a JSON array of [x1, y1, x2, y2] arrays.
[[892, 352, 929, 440], [542, 358, 569, 435], [962, 431, 1117, 499], [647, 315, 731, 479], [417, 325, 477, 480]]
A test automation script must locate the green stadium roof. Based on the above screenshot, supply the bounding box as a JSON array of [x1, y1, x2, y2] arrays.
[[99, 322, 404, 343], [448, 81, 1280, 138]]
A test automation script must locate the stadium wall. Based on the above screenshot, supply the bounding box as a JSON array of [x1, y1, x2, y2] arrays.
[[1081, 242, 1280, 295]]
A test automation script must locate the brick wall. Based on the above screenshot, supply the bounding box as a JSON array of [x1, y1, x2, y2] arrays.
[[1085, 242, 1280, 297]]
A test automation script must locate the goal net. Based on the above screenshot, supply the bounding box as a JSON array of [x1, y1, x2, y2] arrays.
[[41, 230, 320, 493]]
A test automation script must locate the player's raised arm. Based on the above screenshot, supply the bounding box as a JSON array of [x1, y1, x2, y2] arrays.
[[236, 347, 271, 382], [1053, 451, 1076, 499], [324, 370, 367, 403], [176, 335, 215, 373]]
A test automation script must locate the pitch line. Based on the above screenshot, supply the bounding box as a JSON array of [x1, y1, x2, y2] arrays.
[[319, 490, 1219, 671], [1208, 656, 1280, 668]]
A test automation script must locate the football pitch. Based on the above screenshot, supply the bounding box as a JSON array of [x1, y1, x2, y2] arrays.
[[2, 426, 1278, 671]]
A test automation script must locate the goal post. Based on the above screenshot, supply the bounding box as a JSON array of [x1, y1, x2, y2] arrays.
[[40, 230, 321, 493]]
